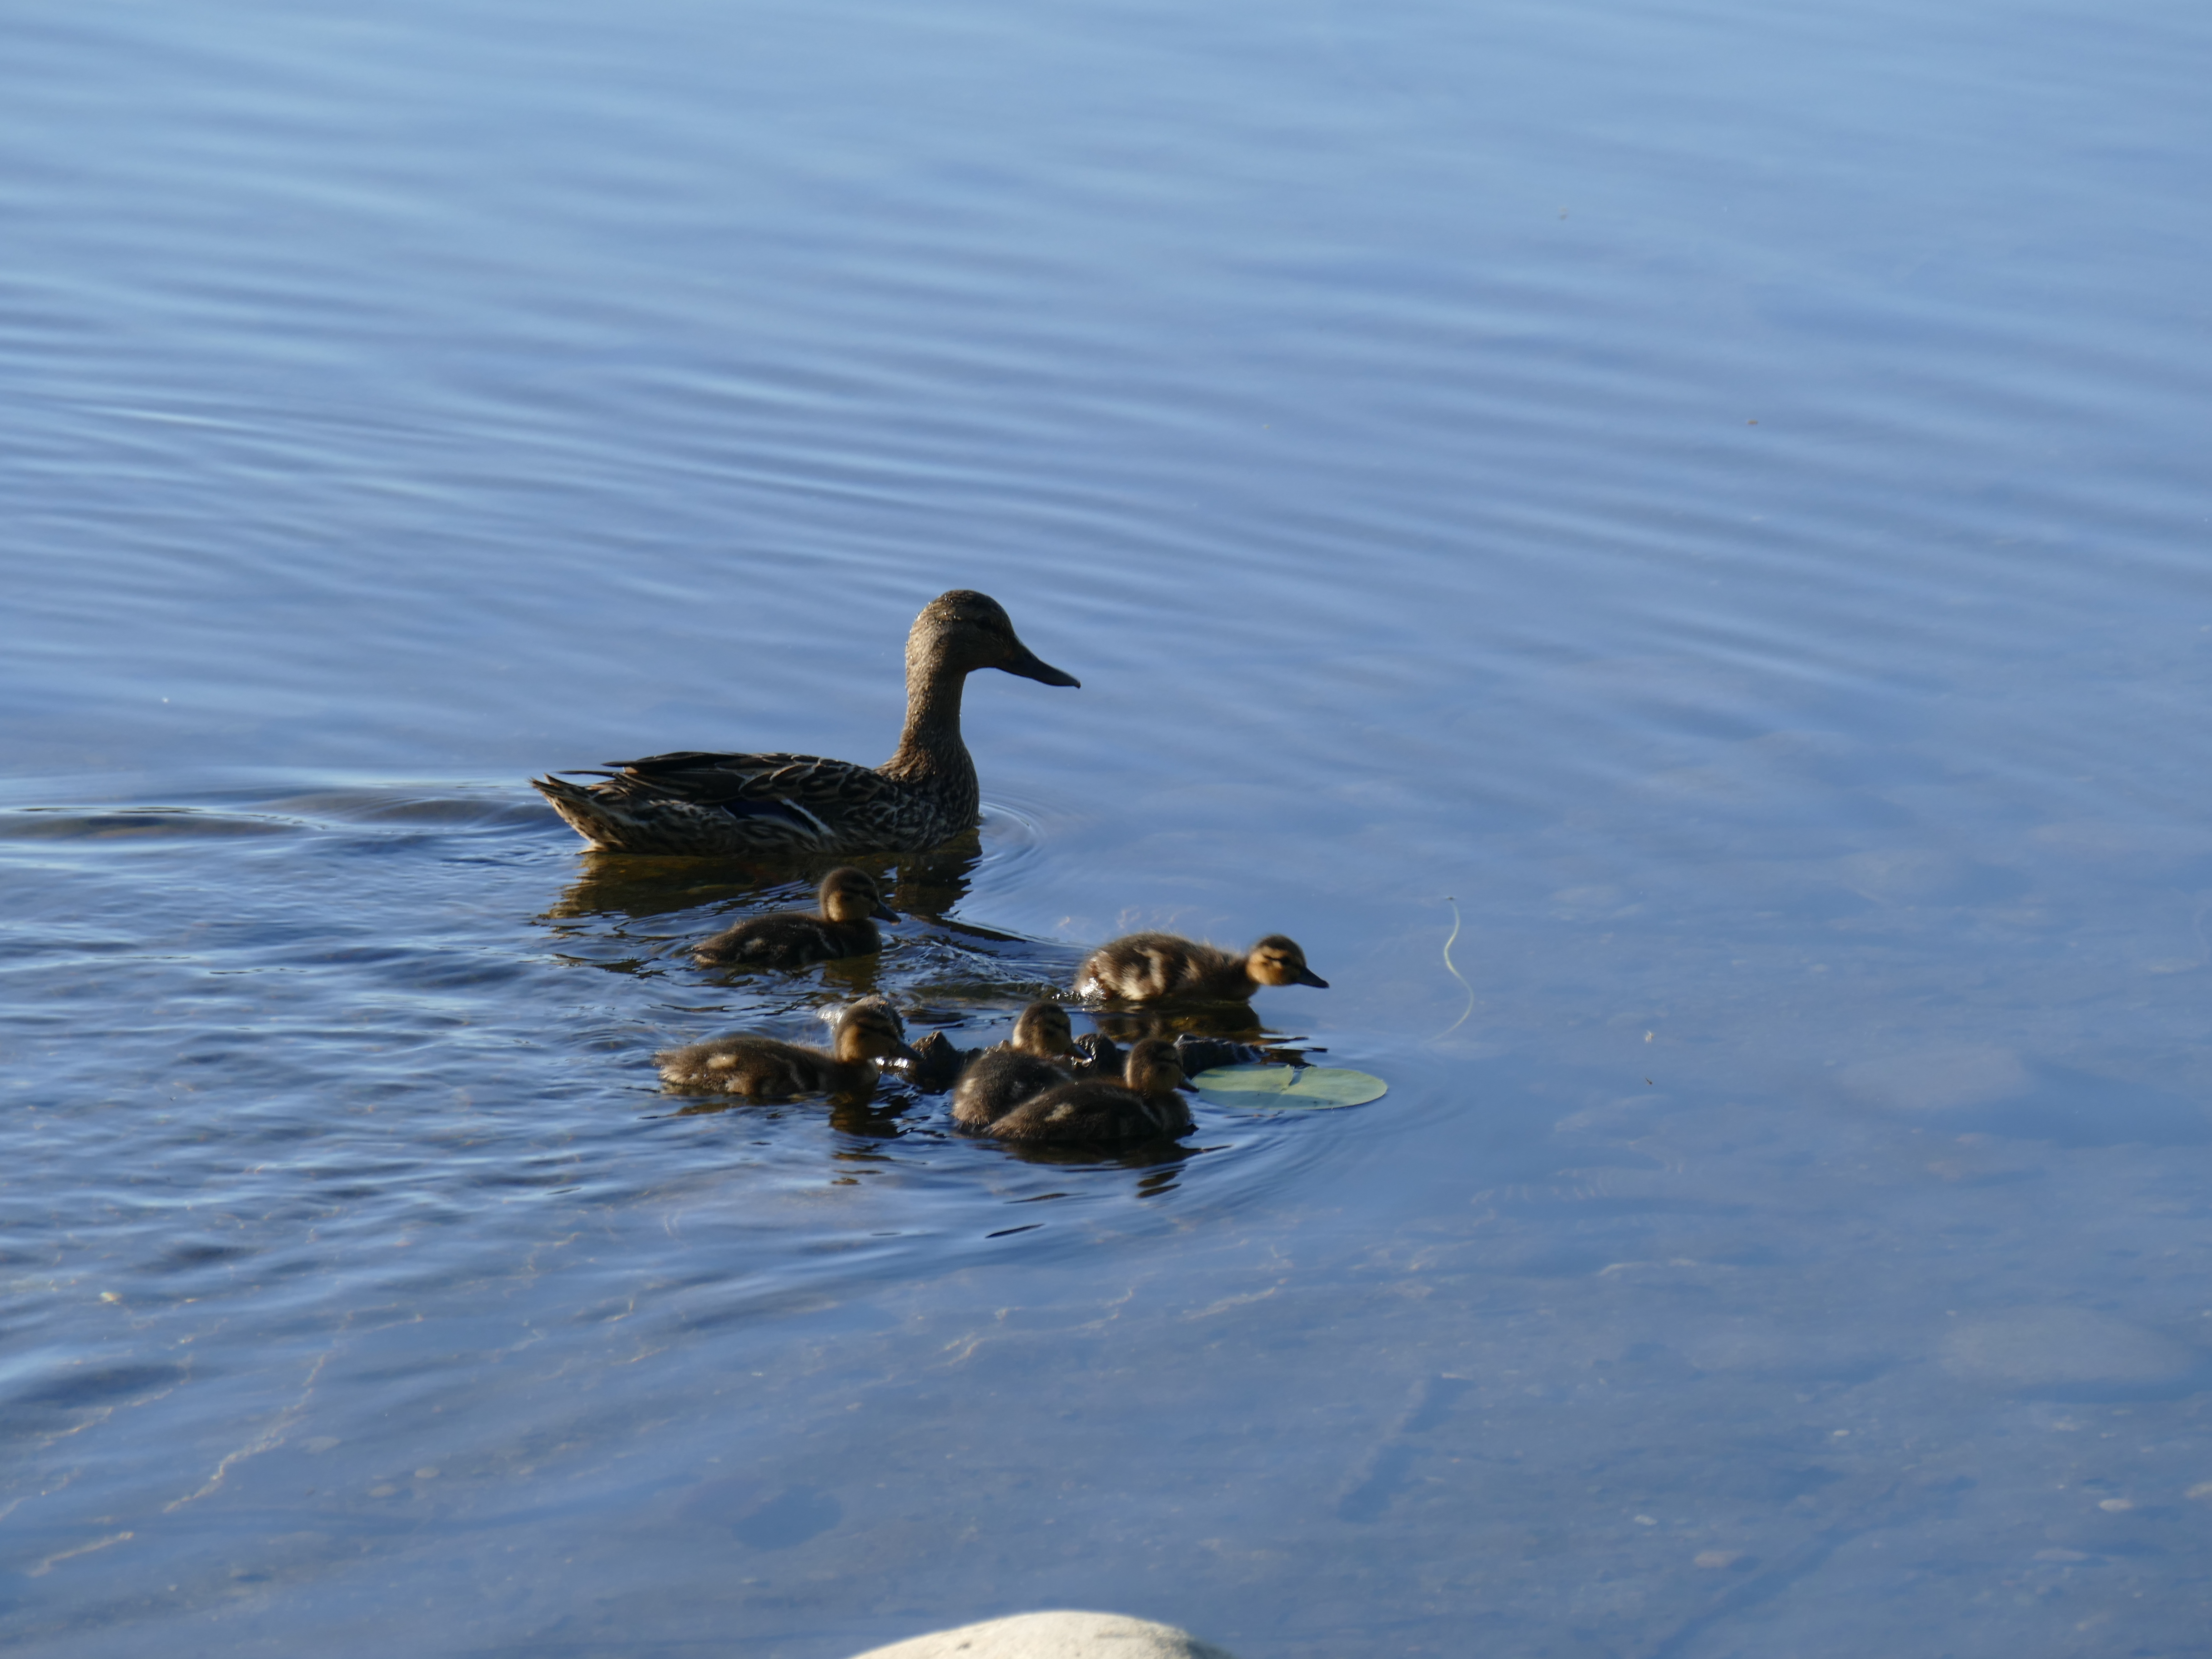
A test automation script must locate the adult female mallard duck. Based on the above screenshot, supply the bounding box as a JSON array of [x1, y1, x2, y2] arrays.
[[1073, 932, 1329, 1004], [656, 998, 920, 1101], [968, 1038, 1195, 1144], [945, 1003, 1083, 1123], [693, 867, 898, 967], [533, 590, 1078, 857]]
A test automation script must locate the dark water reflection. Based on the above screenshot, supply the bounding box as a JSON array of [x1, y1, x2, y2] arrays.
[[7, 0, 2212, 1654]]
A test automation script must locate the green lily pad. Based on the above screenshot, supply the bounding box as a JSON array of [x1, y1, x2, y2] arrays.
[[1190, 1063, 1388, 1111]]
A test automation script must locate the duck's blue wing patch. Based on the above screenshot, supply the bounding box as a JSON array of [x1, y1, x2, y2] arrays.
[[716, 795, 830, 831]]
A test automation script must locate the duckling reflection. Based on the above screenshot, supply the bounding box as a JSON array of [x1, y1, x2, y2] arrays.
[[823, 1101, 916, 1141], [1088, 1004, 1266, 1045], [657, 998, 920, 1103], [694, 866, 897, 968], [540, 852, 801, 925], [985, 1139, 1201, 1176], [965, 1038, 1194, 1145], [1074, 932, 1328, 1005]]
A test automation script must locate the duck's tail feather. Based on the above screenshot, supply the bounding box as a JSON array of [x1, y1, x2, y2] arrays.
[[532, 774, 624, 848]]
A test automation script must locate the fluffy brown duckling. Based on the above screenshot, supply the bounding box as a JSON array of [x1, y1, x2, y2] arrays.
[[1072, 931, 1329, 1003], [656, 998, 920, 1101], [946, 1003, 1083, 1123], [693, 867, 898, 968], [970, 1038, 1194, 1144]]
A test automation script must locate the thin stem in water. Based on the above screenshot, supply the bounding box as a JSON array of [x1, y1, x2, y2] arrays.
[[1431, 896, 1476, 1041]]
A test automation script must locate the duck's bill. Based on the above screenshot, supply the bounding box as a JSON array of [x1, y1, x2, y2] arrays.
[[884, 1042, 925, 1066], [998, 642, 1081, 688], [870, 899, 900, 923], [1293, 968, 1331, 988]]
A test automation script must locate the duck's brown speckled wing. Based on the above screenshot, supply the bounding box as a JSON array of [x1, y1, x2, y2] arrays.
[[600, 749, 820, 783], [533, 749, 953, 856]]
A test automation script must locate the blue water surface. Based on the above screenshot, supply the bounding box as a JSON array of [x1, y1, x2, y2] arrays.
[[5, 0, 2212, 1654]]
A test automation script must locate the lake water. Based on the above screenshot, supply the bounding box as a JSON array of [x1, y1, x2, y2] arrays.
[[6, 0, 2212, 1654]]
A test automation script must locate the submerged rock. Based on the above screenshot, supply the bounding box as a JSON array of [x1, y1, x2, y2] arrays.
[[848, 1611, 1242, 1659]]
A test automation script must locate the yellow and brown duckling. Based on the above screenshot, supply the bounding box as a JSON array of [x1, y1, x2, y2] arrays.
[[656, 998, 920, 1101], [946, 1002, 1085, 1124], [533, 590, 1080, 856], [1073, 931, 1328, 1004], [969, 1038, 1195, 1144], [693, 867, 898, 968]]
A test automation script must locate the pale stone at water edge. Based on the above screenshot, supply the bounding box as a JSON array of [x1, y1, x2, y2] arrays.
[[848, 1611, 1241, 1659]]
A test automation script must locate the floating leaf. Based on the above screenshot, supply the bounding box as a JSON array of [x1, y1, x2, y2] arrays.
[[1190, 1063, 1388, 1111]]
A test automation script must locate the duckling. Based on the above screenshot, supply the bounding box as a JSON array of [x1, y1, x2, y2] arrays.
[[904, 1029, 969, 1096], [693, 867, 898, 968], [1007, 1000, 1079, 1058], [973, 1038, 1194, 1144], [1068, 1031, 1126, 1078], [947, 1003, 1083, 1124], [656, 998, 920, 1101], [1072, 932, 1329, 1004]]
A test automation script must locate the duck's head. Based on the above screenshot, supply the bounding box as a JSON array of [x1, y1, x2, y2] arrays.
[[819, 866, 899, 924], [911, 590, 1080, 688], [1125, 1037, 1191, 1096], [1009, 1000, 1075, 1057], [833, 998, 923, 1066], [1247, 935, 1329, 989]]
